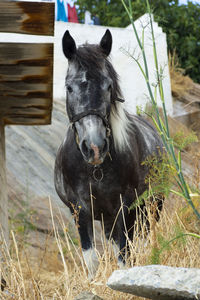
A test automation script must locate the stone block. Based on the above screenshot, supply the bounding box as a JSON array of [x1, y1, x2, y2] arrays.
[[107, 265, 200, 299]]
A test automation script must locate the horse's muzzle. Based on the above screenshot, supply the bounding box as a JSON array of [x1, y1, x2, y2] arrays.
[[80, 138, 109, 165]]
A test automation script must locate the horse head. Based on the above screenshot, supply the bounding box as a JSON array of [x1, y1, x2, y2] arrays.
[[62, 29, 118, 165]]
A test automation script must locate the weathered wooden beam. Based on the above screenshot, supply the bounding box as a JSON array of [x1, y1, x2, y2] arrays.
[[4, 115, 51, 125], [0, 1, 54, 36], [0, 3, 54, 283], [0, 120, 8, 247], [0, 42, 53, 125]]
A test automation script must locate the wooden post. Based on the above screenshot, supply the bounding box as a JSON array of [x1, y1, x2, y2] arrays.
[[0, 1, 54, 290], [0, 119, 8, 248]]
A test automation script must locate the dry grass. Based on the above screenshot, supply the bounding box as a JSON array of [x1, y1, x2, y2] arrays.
[[1, 63, 200, 298], [0, 187, 200, 300], [1, 109, 200, 300], [169, 51, 193, 98]]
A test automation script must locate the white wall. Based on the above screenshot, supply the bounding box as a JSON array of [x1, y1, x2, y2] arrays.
[[54, 15, 173, 115], [0, 14, 173, 115]]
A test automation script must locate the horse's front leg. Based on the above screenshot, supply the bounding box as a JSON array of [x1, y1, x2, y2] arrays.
[[117, 194, 164, 266], [103, 203, 135, 268], [77, 208, 99, 279], [117, 194, 137, 267], [117, 205, 131, 267]]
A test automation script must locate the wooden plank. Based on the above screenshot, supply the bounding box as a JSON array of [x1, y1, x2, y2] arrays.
[[0, 42, 53, 64], [0, 121, 8, 247], [0, 1, 54, 36], [0, 43, 53, 125], [4, 115, 51, 125]]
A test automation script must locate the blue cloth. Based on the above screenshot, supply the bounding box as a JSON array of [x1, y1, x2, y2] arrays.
[[57, 0, 68, 22]]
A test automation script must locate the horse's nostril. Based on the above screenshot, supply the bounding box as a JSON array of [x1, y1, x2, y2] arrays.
[[81, 138, 108, 163], [81, 140, 89, 156], [102, 139, 108, 154]]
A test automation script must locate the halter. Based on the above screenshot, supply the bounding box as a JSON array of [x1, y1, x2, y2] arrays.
[[68, 109, 111, 143], [69, 109, 110, 129], [67, 96, 124, 130], [67, 96, 124, 182]]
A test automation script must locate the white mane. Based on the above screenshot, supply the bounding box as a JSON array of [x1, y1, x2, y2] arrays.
[[110, 102, 132, 152]]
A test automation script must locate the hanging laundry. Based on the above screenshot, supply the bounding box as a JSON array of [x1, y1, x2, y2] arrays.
[[93, 14, 100, 25], [56, 0, 68, 22], [85, 11, 94, 25], [67, 0, 79, 23]]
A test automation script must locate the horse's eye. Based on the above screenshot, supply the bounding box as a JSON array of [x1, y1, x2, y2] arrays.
[[67, 85, 73, 93], [81, 81, 88, 89]]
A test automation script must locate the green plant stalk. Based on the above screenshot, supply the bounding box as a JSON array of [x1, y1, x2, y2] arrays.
[[159, 232, 200, 254], [151, 232, 200, 264], [121, 0, 170, 153], [145, 1, 187, 184], [121, 0, 200, 219], [122, 0, 172, 157], [122, 1, 157, 111], [144, 0, 200, 217], [168, 142, 200, 218], [146, 2, 170, 136], [145, 0, 198, 217], [174, 178, 185, 195], [125, 51, 148, 80]]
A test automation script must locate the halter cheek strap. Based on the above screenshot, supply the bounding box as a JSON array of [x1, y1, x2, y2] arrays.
[[116, 97, 125, 103]]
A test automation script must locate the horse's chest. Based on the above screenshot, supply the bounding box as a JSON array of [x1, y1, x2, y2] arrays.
[[90, 181, 122, 218], [89, 167, 122, 197], [86, 164, 135, 216], [65, 150, 139, 216]]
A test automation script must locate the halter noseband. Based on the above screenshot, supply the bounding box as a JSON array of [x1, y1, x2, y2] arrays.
[[67, 97, 124, 127], [67, 96, 125, 143], [69, 109, 110, 129], [72, 111, 112, 149]]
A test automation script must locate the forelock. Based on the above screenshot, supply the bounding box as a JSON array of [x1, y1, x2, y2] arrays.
[[67, 43, 122, 101], [76, 44, 106, 80]]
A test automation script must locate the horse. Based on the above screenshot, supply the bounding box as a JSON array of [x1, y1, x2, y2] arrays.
[[54, 29, 164, 278]]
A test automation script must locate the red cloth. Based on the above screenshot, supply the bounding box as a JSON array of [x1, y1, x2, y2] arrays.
[[67, 4, 78, 23]]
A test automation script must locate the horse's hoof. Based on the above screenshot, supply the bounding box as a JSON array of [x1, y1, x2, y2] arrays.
[[1, 278, 6, 291], [117, 259, 126, 269]]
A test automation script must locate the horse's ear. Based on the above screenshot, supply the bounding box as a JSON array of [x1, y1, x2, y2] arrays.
[[100, 29, 112, 56], [62, 30, 76, 60]]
